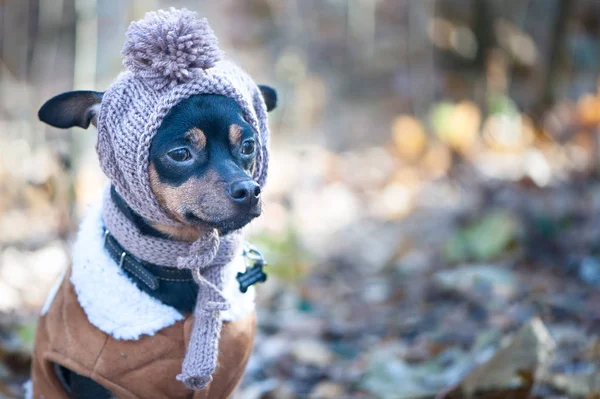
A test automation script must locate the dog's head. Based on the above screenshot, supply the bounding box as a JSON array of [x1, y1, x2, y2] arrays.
[[38, 87, 277, 236]]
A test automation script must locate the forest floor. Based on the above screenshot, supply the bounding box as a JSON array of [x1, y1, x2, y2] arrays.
[[1, 143, 600, 399], [234, 166, 600, 399]]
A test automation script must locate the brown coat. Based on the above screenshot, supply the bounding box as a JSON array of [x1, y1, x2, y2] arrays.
[[31, 269, 256, 399]]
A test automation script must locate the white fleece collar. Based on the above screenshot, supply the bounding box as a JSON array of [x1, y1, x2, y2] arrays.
[[64, 201, 255, 340]]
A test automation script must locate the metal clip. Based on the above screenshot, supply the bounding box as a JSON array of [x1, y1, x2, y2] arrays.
[[243, 243, 266, 266], [103, 229, 110, 246], [119, 252, 127, 267]]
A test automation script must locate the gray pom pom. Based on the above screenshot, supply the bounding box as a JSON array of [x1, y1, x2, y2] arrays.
[[122, 8, 223, 90]]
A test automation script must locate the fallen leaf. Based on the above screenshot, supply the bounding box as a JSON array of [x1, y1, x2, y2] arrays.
[[430, 101, 481, 156], [391, 115, 428, 161], [443, 210, 519, 262], [458, 318, 555, 397]]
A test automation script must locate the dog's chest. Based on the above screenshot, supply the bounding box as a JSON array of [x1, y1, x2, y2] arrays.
[[42, 200, 256, 341]]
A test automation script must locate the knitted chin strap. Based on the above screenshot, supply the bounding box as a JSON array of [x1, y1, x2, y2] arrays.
[[102, 190, 242, 390], [175, 228, 241, 389]]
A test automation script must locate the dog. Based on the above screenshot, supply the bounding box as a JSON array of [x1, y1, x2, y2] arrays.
[[28, 9, 277, 399]]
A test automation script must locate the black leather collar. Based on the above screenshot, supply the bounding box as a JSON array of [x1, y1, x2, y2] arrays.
[[103, 228, 198, 313], [102, 227, 268, 314]]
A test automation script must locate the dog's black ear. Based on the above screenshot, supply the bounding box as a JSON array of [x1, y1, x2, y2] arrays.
[[258, 85, 277, 112], [38, 90, 104, 129]]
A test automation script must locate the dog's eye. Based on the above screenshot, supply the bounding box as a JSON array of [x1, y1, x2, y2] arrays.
[[241, 140, 255, 155], [167, 148, 191, 162]]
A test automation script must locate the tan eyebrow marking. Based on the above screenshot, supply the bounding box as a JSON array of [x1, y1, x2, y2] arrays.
[[228, 124, 243, 146], [186, 128, 206, 150]]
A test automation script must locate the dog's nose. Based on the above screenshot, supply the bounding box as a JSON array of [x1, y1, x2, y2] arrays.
[[228, 180, 261, 206]]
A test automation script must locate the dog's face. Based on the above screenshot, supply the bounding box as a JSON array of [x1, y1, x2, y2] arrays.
[[149, 94, 264, 233], [38, 86, 277, 235]]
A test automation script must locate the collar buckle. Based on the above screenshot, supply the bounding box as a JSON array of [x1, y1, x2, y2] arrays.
[[119, 251, 127, 268], [103, 227, 159, 291]]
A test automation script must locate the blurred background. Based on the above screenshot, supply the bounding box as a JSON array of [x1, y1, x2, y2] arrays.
[[2, 0, 600, 398]]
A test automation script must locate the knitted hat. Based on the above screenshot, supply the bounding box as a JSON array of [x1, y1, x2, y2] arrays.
[[96, 8, 270, 226]]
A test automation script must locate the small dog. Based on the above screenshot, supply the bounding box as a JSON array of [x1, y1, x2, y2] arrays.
[[28, 9, 276, 399]]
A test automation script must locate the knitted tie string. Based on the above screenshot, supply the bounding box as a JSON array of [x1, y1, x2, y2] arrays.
[[176, 230, 231, 317]]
